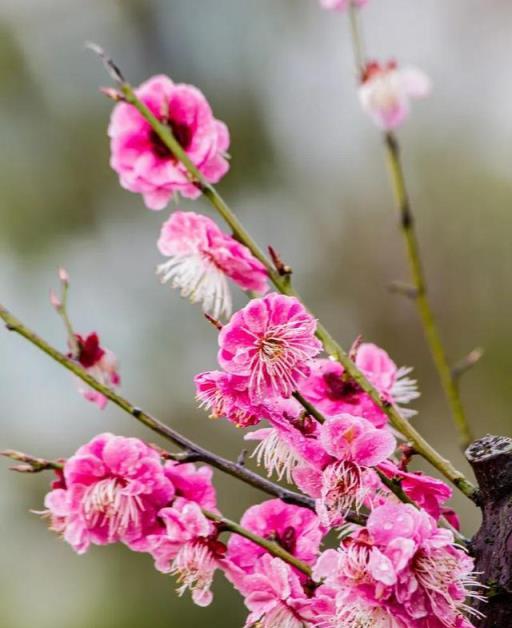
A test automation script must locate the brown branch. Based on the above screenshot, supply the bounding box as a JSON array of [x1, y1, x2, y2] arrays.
[[466, 435, 512, 625], [1, 448, 312, 576]]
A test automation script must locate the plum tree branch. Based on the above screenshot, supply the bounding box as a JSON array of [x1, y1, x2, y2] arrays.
[[0, 303, 330, 516], [384, 132, 474, 449], [347, 6, 474, 450], [111, 75, 477, 501], [0, 449, 311, 577]]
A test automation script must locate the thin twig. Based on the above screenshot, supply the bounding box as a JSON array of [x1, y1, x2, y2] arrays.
[[452, 348, 484, 382], [204, 510, 312, 576], [292, 391, 326, 424], [384, 133, 474, 449], [345, 9, 475, 451], [1, 450, 63, 473]]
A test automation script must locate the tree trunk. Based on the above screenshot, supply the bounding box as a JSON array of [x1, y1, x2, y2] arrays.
[[466, 434, 512, 626]]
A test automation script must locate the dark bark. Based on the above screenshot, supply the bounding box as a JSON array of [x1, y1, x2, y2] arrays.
[[466, 434, 512, 626]]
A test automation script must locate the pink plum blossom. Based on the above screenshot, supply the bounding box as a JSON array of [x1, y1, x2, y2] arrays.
[[218, 294, 322, 402], [241, 555, 314, 628], [378, 459, 453, 521], [43, 433, 174, 554], [245, 415, 328, 484], [300, 342, 419, 426], [109, 75, 230, 209], [227, 499, 324, 575], [157, 211, 268, 319], [314, 503, 482, 627], [319, 0, 368, 11], [294, 414, 395, 526], [72, 332, 120, 409], [195, 370, 262, 427], [163, 460, 218, 512], [242, 397, 327, 482], [144, 499, 226, 607], [322, 585, 408, 627], [359, 61, 432, 130]]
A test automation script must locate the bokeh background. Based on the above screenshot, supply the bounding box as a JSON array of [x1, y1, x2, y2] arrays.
[[1, 1, 511, 626]]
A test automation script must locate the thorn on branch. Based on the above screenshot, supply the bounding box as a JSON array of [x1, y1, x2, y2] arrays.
[[174, 451, 204, 464], [237, 449, 248, 467], [268, 245, 292, 277], [452, 348, 484, 381], [349, 335, 363, 361], [388, 280, 418, 299], [204, 313, 223, 331], [85, 41, 125, 84]]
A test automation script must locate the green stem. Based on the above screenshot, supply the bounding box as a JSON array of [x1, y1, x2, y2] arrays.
[[348, 2, 365, 75], [384, 132, 473, 449], [203, 510, 312, 577], [58, 282, 79, 356], [292, 391, 326, 424], [118, 84, 477, 501], [346, 6, 473, 451]]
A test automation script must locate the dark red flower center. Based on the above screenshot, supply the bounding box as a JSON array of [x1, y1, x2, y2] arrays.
[[361, 59, 397, 83], [76, 333, 105, 368], [323, 371, 361, 402], [268, 526, 297, 555], [149, 117, 193, 159]]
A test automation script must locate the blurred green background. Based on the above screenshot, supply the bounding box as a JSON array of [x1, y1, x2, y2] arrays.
[[1, 1, 511, 626]]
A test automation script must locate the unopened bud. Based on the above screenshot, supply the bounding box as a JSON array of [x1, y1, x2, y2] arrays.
[[100, 86, 125, 102], [10, 464, 35, 473], [58, 267, 69, 284], [49, 289, 62, 311]]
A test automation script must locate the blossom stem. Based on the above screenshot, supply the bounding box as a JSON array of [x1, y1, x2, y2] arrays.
[[345, 8, 474, 451], [348, 3, 365, 76], [384, 132, 474, 449], [203, 509, 312, 577], [56, 281, 79, 356], [0, 449, 312, 576], [0, 304, 366, 520], [1, 450, 63, 473], [292, 391, 326, 424], [115, 83, 477, 502]]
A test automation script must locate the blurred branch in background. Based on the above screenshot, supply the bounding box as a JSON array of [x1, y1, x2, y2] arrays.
[[348, 3, 475, 450]]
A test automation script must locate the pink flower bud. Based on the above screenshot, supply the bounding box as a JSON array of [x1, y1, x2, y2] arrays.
[[99, 87, 125, 102], [58, 267, 69, 284], [49, 289, 62, 310]]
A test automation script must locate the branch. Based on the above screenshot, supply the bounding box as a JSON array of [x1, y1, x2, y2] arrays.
[[0, 304, 325, 515], [384, 132, 474, 449], [0, 448, 311, 577], [452, 347, 484, 382], [113, 78, 476, 502], [204, 510, 312, 577], [346, 9, 474, 451], [1, 450, 63, 473]]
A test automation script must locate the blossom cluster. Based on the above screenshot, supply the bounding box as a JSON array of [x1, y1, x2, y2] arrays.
[[42, 428, 479, 626], [20, 3, 483, 626], [43, 277, 478, 625]]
